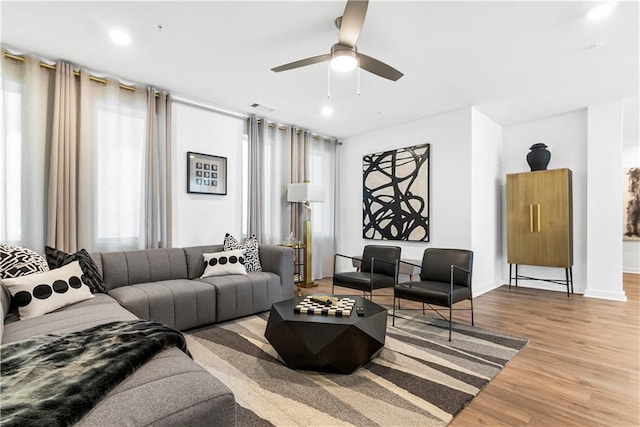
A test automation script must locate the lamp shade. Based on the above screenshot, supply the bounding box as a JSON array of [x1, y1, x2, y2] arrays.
[[287, 183, 325, 203]]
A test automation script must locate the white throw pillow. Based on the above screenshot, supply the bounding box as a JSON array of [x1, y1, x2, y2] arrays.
[[1, 261, 94, 319], [201, 249, 247, 278]]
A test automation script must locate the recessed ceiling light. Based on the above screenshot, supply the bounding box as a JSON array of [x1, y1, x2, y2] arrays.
[[109, 29, 131, 46], [321, 106, 333, 116], [587, 2, 616, 21]]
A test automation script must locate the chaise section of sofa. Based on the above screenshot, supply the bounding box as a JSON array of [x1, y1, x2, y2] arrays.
[[1, 291, 236, 426], [77, 346, 236, 427]]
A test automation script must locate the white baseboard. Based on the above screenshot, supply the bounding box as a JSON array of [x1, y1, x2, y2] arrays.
[[584, 289, 628, 302], [473, 281, 502, 297]]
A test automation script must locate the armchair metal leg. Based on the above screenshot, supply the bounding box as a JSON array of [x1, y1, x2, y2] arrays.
[[392, 296, 396, 326], [449, 305, 453, 341], [470, 297, 475, 326], [422, 303, 425, 315]]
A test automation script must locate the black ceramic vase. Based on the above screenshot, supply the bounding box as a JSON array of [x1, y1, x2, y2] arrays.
[[526, 143, 551, 171]]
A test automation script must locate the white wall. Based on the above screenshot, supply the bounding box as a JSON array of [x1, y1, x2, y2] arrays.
[[502, 110, 588, 293], [171, 102, 246, 247], [622, 134, 640, 273], [337, 108, 474, 279], [584, 102, 626, 301], [471, 109, 503, 295]]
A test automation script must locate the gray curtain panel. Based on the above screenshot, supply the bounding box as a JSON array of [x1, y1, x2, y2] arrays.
[[47, 61, 78, 253], [144, 88, 172, 249], [290, 128, 308, 243], [247, 115, 294, 244], [247, 115, 265, 241]]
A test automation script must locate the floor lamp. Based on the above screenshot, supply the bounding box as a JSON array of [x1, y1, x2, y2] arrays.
[[287, 182, 324, 288]]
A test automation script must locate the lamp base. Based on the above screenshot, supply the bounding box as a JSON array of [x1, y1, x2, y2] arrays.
[[302, 219, 315, 288]]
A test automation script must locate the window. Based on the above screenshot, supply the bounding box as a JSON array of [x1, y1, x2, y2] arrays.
[[93, 102, 146, 249], [0, 89, 23, 244]]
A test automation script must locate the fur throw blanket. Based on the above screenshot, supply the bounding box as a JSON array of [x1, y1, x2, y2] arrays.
[[1, 320, 190, 426]]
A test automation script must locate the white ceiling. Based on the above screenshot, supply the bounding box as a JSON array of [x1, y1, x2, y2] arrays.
[[1, 1, 638, 140]]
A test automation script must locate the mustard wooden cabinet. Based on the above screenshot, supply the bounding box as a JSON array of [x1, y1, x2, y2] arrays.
[[506, 168, 574, 296]]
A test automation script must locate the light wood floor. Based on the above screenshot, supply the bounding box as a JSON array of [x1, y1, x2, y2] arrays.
[[301, 274, 640, 426]]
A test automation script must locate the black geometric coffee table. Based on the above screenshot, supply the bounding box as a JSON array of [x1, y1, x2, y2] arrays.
[[264, 296, 387, 374]]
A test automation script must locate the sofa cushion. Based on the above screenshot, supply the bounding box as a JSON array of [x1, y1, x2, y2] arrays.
[[184, 245, 224, 279], [108, 279, 217, 330], [101, 248, 188, 290], [196, 272, 282, 322], [202, 249, 247, 278], [0, 242, 49, 279], [2, 293, 135, 344], [2, 261, 94, 320], [77, 347, 236, 427], [224, 233, 262, 272]]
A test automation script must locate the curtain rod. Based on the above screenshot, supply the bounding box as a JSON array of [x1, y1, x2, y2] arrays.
[[171, 95, 247, 121], [256, 119, 336, 143], [4, 50, 339, 143], [3, 51, 137, 92]]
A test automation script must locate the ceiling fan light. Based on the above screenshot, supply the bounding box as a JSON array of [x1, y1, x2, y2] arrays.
[[330, 50, 358, 72]]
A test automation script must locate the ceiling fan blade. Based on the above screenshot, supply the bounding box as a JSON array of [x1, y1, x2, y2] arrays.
[[338, 0, 369, 47], [358, 53, 404, 81], [271, 53, 332, 72]]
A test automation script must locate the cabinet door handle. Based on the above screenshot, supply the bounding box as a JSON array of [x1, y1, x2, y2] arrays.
[[537, 204, 541, 232], [529, 204, 534, 233]]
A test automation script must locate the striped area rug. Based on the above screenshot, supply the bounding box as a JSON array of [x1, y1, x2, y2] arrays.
[[186, 310, 527, 426]]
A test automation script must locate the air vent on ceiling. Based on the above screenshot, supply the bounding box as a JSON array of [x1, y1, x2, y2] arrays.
[[250, 103, 276, 113]]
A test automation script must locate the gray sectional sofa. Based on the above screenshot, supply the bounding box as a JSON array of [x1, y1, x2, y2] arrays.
[[1, 243, 294, 426]]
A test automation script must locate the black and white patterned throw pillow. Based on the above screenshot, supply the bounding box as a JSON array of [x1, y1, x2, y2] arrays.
[[0, 243, 49, 279], [45, 246, 106, 294], [223, 233, 262, 272]]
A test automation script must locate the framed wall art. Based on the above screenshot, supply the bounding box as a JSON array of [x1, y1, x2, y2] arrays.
[[187, 151, 227, 195], [623, 167, 640, 240], [362, 143, 430, 241]]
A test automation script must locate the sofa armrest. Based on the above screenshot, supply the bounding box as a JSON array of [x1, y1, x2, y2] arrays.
[[259, 245, 294, 290]]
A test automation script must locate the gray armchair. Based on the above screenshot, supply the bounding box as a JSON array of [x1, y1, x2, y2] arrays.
[[332, 245, 401, 300], [393, 248, 473, 341]]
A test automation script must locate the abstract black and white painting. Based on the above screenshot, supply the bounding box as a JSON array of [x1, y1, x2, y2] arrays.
[[363, 144, 430, 241], [623, 167, 640, 240]]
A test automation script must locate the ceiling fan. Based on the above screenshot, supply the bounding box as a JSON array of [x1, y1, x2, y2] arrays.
[[271, 0, 403, 81]]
